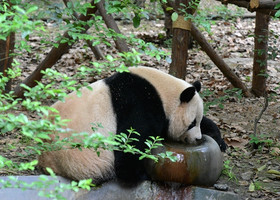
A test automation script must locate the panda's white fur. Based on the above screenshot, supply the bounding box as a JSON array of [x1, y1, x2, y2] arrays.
[[38, 66, 203, 183], [39, 80, 116, 181]]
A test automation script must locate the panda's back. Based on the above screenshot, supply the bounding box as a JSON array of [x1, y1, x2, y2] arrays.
[[52, 80, 117, 137], [105, 71, 168, 141]]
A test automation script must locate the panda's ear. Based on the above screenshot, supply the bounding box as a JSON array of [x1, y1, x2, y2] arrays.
[[192, 81, 201, 92], [180, 87, 196, 103]]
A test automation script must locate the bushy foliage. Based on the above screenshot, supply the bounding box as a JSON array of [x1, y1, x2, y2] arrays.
[[0, 1, 175, 199]]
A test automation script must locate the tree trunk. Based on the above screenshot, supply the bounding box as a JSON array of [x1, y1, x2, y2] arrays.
[[169, 0, 197, 79], [161, 1, 175, 39], [96, 0, 129, 52], [191, 24, 251, 97], [0, 32, 15, 92], [13, 1, 98, 98], [251, 12, 270, 97]]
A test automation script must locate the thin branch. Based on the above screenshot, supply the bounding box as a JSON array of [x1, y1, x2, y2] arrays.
[[253, 92, 269, 135], [62, 0, 104, 60], [13, 0, 98, 98]]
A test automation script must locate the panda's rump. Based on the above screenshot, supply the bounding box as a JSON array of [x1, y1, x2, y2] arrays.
[[38, 80, 117, 182], [38, 148, 115, 183]]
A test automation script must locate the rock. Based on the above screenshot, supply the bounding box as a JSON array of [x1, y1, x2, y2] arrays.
[[214, 183, 229, 191], [241, 171, 254, 181]]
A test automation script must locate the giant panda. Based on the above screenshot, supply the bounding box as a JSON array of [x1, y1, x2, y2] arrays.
[[38, 66, 204, 184]]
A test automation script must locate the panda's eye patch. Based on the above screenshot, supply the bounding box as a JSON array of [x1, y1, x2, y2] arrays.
[[187, 119, 196, 130]]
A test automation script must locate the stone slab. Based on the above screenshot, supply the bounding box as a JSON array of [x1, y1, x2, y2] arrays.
[[0, 175, 85, 200], [193, 187, 241, 200], [0, 176, 240, 200], [78, 181, 241, 200]]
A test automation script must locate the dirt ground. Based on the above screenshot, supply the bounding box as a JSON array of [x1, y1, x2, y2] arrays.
[[0, 6, 280, 200]]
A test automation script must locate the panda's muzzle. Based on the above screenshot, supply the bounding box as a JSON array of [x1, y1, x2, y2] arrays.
[[195, 136, 205, 145], [184, 136, 205, 145]]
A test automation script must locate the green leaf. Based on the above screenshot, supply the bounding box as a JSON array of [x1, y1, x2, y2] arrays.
[[166, 7, 173, 11], [0, 15, 6, 23], [26, 6, 38, 14], [106, 55, 114, 62], [13, 5, 25, 14], [4, 123, 16, 132], [31, 160, 38, 165], [46, 167, 55, 177], [249, 182, 255, 192], [275, 3, 280, 9], [144, 141, 151, 148], [275, 10, 280, 18], [171, 12, 178, 22], [133, 13, 141, 28], [36, 133, 51, 140], [76, 90, 82, 97]]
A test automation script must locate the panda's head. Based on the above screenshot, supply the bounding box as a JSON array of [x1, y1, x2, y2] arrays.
[[168, 81, 203, 144]]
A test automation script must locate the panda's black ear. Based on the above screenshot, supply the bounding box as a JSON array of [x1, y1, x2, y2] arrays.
[[192, 81, 201, 92], [180, 87, 196, 103]]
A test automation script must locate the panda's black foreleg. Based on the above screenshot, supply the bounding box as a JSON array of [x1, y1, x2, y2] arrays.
[[200, 116, 227, 152], [114, 123, 155, 185], [114, 150, 150, 185], [114, 116, 167, 185], [106, 71, 168, 184]]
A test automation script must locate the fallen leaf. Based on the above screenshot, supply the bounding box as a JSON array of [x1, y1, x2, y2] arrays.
[[267, 169, 280, 175], [249, 182, 255, 192], [270, 147, 280, 156], [257, 164, 266, 172], [225, 137, 248, 148]]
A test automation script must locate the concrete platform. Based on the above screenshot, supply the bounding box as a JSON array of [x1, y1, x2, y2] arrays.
[[0, 176, 240, 200]]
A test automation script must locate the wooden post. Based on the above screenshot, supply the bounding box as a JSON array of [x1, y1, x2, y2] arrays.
[[251, 12, 270, 97], [0, 33, 15, 92], [0, 0, 14, 92], [215, 0, 278, 17], [161, 1, 175, 39], [96, 0, 129, 52], [169, 0, 198, 79]]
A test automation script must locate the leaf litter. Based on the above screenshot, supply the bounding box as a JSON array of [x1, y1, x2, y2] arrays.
[[0, 13, 280, 200]]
